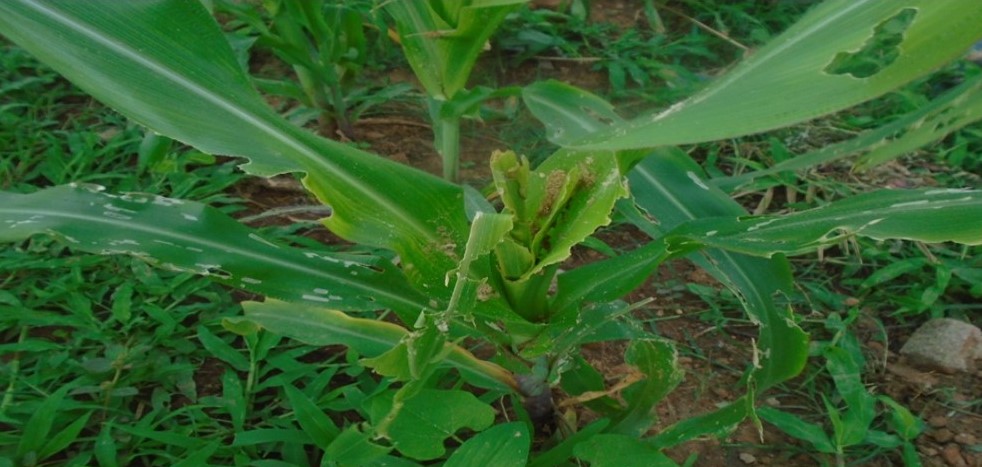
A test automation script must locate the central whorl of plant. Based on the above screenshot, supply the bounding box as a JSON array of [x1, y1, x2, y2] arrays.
[[2, 0, 982, 463]]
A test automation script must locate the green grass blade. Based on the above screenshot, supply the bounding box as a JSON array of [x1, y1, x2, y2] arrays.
[[37, 412, 91, 460], [757, 407, 836, 454], [0, 0, 468, 292], [569, 0, 982, 150], [283, 384, 340, 449], [0, 185, 428, 317], [15, 386, 70, 460]]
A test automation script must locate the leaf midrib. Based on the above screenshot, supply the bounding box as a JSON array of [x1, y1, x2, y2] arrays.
[[22, 0, 436, 244], [1, 206, 425, 311]]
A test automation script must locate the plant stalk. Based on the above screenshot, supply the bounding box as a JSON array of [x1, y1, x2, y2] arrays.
[[429, 99, 461, 182]]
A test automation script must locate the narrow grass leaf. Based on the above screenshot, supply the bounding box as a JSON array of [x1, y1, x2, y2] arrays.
[[757, 406, 835, 453], [38, 412, 91, 460], [94, 424, 118, 467], [232, 428, 313, 447], [197, 325, 250, 372], [283, 384, 340, 449], [16, 386, 69, 459], [171, 442, 221, 467]]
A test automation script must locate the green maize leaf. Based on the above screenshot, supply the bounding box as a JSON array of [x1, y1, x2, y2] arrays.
[[521, 301, 649, 360], [628, 149, 808, 392], [718, 73, 982, 192], [627, 150, 808, 448], [522, 80, 625, 146], [574, 434, 678, 467], [444, 422, 530, 467], [649, 396, 754, 450], [239, 300, 518, 392], [492, 149, 630, 279], [0, 185, 427, 318], [608, 339, 684, 436], [384, 0, 523, 99], [0, 0, 467, 293], [757, 406, 836, 454], [668, 188, 982, 256], [568, 0, 982, 150], [445, 212, 514, 320], [551, 240, 670, 317]]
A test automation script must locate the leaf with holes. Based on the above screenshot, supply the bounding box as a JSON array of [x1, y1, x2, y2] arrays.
[[667, 188, 982, 256], [563, 1, 982, 151], [369, 388, 496, 461], [0, 185, 428, 319], [0, 0, 468, 293]]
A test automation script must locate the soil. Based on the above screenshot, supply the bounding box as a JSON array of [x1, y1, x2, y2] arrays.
[[225, 1, 982, 465]]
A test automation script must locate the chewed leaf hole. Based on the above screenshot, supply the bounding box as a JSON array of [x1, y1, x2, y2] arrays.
[[825, 8, 917, 79]]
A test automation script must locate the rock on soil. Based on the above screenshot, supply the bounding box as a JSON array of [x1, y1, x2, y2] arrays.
[[900, 319, 982, 372]]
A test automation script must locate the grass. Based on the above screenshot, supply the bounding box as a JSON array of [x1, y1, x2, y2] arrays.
[[2, 1, 982, 464], [0, 42, 364, 465]]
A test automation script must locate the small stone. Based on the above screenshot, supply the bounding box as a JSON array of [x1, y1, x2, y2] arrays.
[[900, 318, 982, 372], [739, 452, 756, 464], [844, 297, 861, 306], [928, 415, 948, 428], [712, 387, 732, 399], [919, 446, 939, 456], [954, 433, 976, 445], [933, 429, 955, 443], [765, 397, 781, 407], [942, 443, 967, 467]]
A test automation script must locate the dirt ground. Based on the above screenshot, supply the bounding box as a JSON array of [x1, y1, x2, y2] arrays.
[[231, 1, 982, 464]]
